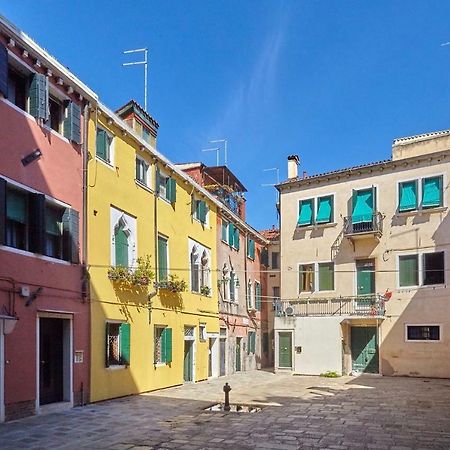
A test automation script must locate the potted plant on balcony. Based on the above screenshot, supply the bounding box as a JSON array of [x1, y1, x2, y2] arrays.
[[107, 255, 154, 286], [200, 285, 211, 296], [154, 274, 187, 293]]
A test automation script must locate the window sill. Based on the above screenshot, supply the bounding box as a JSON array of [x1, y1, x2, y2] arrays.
[[297, 222, 337, 230], [154, 362, 168, 367], [106, 365, 127, 370], [396, 206, 447, 217], [0, 245, 72, 265], [43, 124, 70, 144], [135, 179, 153, 193], [158, 195, 174, 206], [406, 340, 441, 343], [398, 284, 445, 291], [96, 156, 115, 170]]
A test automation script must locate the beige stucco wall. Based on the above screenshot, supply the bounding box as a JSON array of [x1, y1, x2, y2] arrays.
[[279, 147, 450, 377]]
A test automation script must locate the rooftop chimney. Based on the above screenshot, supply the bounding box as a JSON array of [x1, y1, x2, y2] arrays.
[[287, 155, 300, 179]]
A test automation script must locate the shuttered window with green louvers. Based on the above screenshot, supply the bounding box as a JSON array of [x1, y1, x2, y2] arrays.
[[234, 227, 240, 250], [119, 322, 131, 366], [255, 282, 261, 310], [422, 176, 443, 209], [29, 73, 49, 120], [115, 225, 129, 267], [247, 331, 256, 354], [63, 101, 81, 144], [155, 326, 172, 364], [399, 255, 418, 287], [96, 128, 112, 163], [105, 322, 130, 367], [399, 180, 418, 212], [158, 236, 168, 281], [0, 44, 8, 98], [166, 177, 177, 204], [247, 238, 255, 260], [228, 222, 235, 247], [316, 196, 333, 223], [221, 220, 228, 243], [298, 199, 314, 226]]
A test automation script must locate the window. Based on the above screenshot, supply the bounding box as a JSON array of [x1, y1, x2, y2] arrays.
[[154, 326, 172, 364], [6, 187, 28, 250], [298, 198, 314, 226], [136, 157, 150, 186], [199, 324, 206, 341], [422, 176, 443, 209], [96, 127, 113, 164], [423, 252, 445, 285], [406, 325, 440, 342], [222, 265, 229, 300], [230, 271, 236, 301], [247, 280, 253, 309], [399, 180, 418, 212], [7, 67, 27, 111], [399, 255, 419, 287], [48, 96, 63, 133], [193, 199, 208, 224], [273, 286, 280, 301], [316, 195, 333, 224], [45, 204, 64, 259], [352, 188, 375, 224], [221, 220, 228, 243], [114, 222, 129, 267], [271, 252, 279, 269], [398, 252, 444, 287], [105, 322, 130, 367], [158, 236, 168, 281], [254, 281, 261, 311], [299, 264, 315, 292], [157, 170, 176, 203], [397, 176, 443, 212], [247, 331, 256, 354], [247, 237, 255, 260], [2, 181, 79, 262], [190, 241, 211, 293], [318, 262, 334, 291]]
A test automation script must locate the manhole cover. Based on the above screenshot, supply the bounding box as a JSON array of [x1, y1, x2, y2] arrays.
[[204, 403, 261, 413]]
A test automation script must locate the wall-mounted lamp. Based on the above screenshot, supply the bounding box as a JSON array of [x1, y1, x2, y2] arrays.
[[21, 149, 42, 166], [1, 315, 18, 335]]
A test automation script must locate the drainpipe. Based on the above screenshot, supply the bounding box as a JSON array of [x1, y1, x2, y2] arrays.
[[82, 103, 90, 291]]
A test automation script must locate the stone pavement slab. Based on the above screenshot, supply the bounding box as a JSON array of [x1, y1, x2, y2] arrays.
[[1, 371, 450, 449]]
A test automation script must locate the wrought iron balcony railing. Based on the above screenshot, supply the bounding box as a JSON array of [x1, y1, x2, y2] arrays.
[[275, 294, 385, 318], [343, 212, 383, 237]]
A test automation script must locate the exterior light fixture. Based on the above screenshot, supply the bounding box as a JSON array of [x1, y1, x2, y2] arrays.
[[21, 149, 42, 166]]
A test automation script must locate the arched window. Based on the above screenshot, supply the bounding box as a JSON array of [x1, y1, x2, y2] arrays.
[[222, 264, 229, 300], [230, 270, 236, 301], [247, 279, 253, 309], [190, 246, 200, 292]]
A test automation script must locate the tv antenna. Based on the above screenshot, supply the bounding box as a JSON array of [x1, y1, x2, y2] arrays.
[[123, 48, 149, 111]]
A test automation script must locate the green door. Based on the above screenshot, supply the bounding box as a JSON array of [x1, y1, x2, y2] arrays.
[[278, 332, 292, 369], [351, 327, 379, 373], [356, 260, 375, 311], [235, 338, 241, 372], [183, 341, 193, 382]]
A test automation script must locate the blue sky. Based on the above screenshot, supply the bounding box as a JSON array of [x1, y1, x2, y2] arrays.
[[2, 1, 450, 230]]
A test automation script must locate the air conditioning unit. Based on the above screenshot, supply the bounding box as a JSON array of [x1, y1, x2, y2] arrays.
[[284, 306, 294, 316]]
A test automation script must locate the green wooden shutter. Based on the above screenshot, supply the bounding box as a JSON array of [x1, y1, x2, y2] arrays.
[[298, 199, 314, 226], [28, 193, 45, 254], [7, 189, 27, 223], [422, 176, 442, 208], [318, 262, 334, 291], [164, 328, 172, 363], [252, 332, 256, 353], [0, 45, 8, 98], [221, 220, 228, 242], [96, 129, 107, 160], [115, 226, 129, 267], [399, 181, 418, 211], [105, 323, 110, 367], [155, 167, 161, 194], [29, 73, 49, 120], [63, 101, 81, 144], [316, 196, 333, 223], [247, 332, 252, 355], [158, 236, 168, 281], [399, 255, 419, 287], [228, 223, 234, 247], [62, 208, 79, 263], [198, 201, 207, 223], [120, 323, 131, 366], [247, 239, 255, 259], [168, 178, 177, 203], [256, 283, 261, 310], [234, 227, 240, 250], [0, 178, 6, 245], [261, 249, 269, 266]]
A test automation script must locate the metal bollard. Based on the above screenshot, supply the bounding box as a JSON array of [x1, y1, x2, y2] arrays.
[[223, 382, 231, 411]]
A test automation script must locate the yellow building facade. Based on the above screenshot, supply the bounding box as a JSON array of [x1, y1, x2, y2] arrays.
[[88, 103, 219, 403]]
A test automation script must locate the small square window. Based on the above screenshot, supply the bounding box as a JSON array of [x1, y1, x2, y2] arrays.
[[96, 128, 113, 164], [136, 157, 149, 186]]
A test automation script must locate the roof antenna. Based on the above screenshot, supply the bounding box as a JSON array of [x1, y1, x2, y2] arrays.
[[123, 48, 148, 112], [209, 139, 228, 166]]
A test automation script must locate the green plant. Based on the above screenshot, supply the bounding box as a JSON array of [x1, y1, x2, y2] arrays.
[[154, 274, 187, 293], [320, 371, 341, 378], [107, 255, 155, 286], [200, 285, 211, 296]]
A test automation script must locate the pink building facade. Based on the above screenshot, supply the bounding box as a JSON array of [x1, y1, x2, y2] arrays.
[[0, 20, 96, 421]]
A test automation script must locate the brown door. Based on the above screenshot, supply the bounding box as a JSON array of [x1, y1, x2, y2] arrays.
[[39, 318, 64, 405]]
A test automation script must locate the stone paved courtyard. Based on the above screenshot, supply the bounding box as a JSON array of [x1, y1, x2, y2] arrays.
[[1, 371, 450, 449]]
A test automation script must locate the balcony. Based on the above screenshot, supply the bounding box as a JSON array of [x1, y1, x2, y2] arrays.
[[275, 294, 385, 318], [343, 212, 383, 239]]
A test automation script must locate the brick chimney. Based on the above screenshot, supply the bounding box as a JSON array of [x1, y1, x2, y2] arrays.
[[287, 155, 300, 179]]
